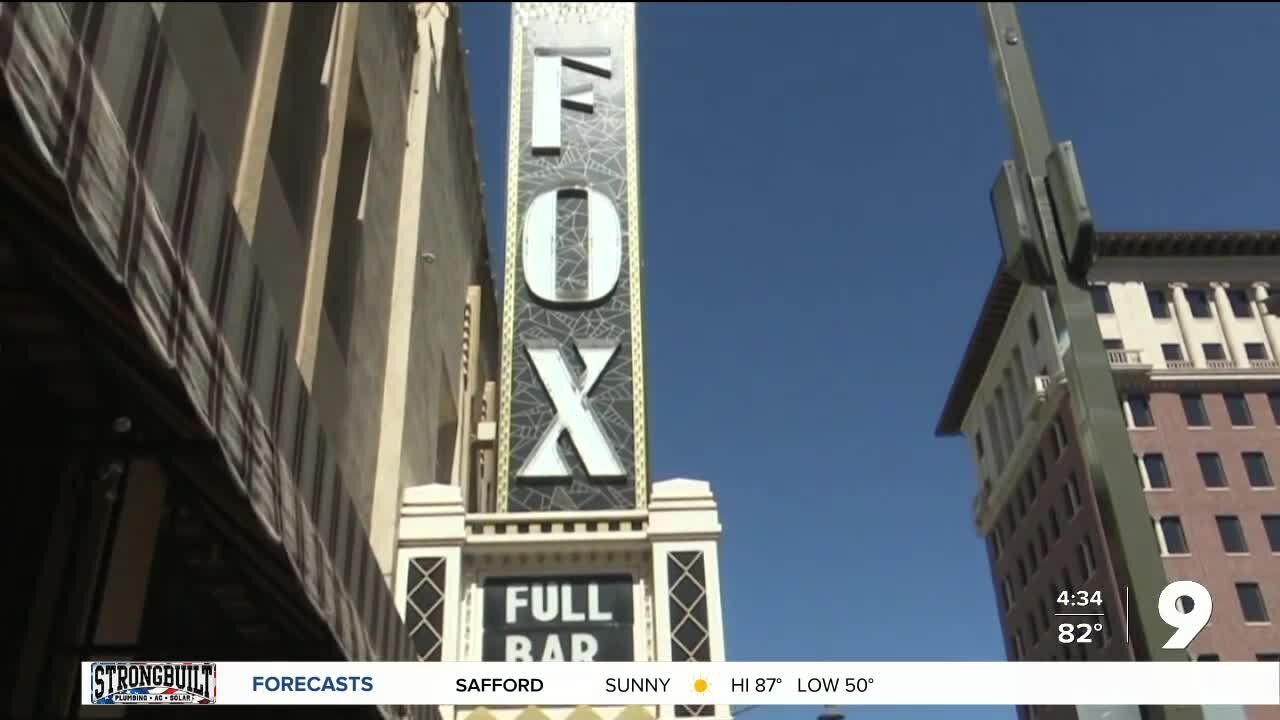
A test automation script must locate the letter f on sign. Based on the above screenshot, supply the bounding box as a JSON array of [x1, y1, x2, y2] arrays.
[[531, 47, 612, 153], [518, 339, 625, 481]]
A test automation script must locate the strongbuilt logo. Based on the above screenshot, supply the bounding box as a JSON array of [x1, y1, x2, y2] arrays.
[[90, 662, 216, 705]]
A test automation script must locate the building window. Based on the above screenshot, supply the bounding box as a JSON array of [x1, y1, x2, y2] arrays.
[[1198, 452, 1228, 488], [1077, 536, 1097, 580], [1052, 416, 1069, 455], [1026, 471, 1038, 503], [1142, 453, 1171, 489], [1002, 576, 1015, 613], [986, 405, 1007, 472], [1158, 516, 1190, 555], [1103, 338, 1124, 350], [1148, 289, 1171, 318], [1244, 452, 1274, 488], [1227, 288, 1253, 318], [990, 530, 1003, 558], [1270, 392, 1280, 425], [1090, 285, 1114, 314], [1162, 343, 1185, 362], [1203, 343, 1227, 361], [1015, 486, 1027, 519], [1237, 582, 1270, 623], [1216, 516, 1248, 554], [1127, 394, 1154, 428], [1028, 315, 1040, 345], [1181, 394, 1209, 427], [1037, 524, 1049, 560], [1027, 546, 1038, 574], [1246, 343, 1270, 361], [1017, 557, 1028, 589], [1187, 288, 1212, 318], [1264, 516, 1280, 552], [1197, 654, 1220, 662], [975, 432, 985, 459], [1257, 653, 1280, 663], [1037, 597, 1050, 635], [1048, 508, 1061, 541], [1014, 631, 1025, 660], [1065, 473, 1081, 516], [1036, 450, 1048, 483], [1226, 393, 1253, 427]]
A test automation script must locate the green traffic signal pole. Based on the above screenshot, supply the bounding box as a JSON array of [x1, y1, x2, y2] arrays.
[[979, 5, 1203, 720]]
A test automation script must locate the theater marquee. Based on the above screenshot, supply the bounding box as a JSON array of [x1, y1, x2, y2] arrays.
[[498, 2, 649, 513], [481, 575, 634, 662]]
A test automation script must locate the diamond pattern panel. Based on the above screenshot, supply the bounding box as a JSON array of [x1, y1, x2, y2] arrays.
[[406, 557, 447, 662], [668, 551, 712, 717], [505, 4, 639, 512]]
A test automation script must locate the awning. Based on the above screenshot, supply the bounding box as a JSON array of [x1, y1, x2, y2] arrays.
[[0, 4, 430, 717]]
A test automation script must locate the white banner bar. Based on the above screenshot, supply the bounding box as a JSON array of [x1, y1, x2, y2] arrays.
[[82, 661, 1279, 707]]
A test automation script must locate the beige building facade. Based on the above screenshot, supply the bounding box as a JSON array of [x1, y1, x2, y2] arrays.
[[1, 2, 495, 717]]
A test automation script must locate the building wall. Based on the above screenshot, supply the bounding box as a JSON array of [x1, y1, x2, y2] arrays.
[[985, 400, 1132, 666], [1127, 388, 1280, 661], [155, 0, 499, 555]]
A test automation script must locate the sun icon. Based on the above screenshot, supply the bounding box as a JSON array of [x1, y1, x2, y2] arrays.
[[693, 677, 709, 694]]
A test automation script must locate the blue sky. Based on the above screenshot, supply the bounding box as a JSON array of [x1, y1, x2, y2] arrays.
[[457, 4, 1280, 719]]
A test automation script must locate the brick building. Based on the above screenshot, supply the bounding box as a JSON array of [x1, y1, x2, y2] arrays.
[[937, 231, 1280, 720]]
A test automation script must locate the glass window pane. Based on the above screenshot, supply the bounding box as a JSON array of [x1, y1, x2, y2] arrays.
[[1143, 454, 1171, 489], [1160, 517, 1189, 555], [1199, 453, 1227, 488], [1245, 452, 1273, 488], [1237, 583, 1269, 623], [1226, 393, 1253, 426], [1181, 394, 1208, 427], [1091, 286, 1114, 314], [1216, 516, 1248, 554], [1264, 516, 1280, 552], [1148, 289, 1170, 318]]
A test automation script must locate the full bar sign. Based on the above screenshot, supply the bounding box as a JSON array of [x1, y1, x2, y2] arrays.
[[482, 575, 634, 661], [499, 3, 648, 512]]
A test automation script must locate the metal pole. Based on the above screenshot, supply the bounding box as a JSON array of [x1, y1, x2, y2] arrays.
[[979, 6, 1203, 720]]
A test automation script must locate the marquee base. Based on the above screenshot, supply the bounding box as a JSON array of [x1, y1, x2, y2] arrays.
[[395, 479, 731, 720]]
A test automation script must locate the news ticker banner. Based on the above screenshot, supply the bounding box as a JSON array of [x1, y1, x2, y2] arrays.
[[84, 661, 1279, 707]]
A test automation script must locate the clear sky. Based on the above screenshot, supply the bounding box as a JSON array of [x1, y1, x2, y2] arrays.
[[457, 4, 1280, 720]]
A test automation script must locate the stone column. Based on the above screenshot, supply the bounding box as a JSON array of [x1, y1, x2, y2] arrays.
[[396, 483, 465, 665], [232, 2, 294, 241], [1255, 283, 1280, 363], [1168, 283, 1203, 367], [649, 479, 732, 720], [1210, 283, 1244, 368]]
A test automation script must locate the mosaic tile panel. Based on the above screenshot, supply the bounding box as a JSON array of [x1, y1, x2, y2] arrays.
[[502, 3, 642, 512]]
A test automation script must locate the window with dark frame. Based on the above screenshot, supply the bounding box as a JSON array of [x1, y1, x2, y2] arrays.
[[1127, 394, 1154, 427], [1216, 515, 1248, 554], [1227, 288, 1253, 318], [1246, 343, 1270, 361], [1028, 315, 1040, 345], [1203, 343, 1227, 361], [1147, 288, 1170, 318], [1197, 654, 1220, 662], [1048, 508, 1061, 541], [1077, 536, 1096, 580], [1198, 453, 1227, 488], [1065, 473, 1081, 516], [1142, 453, 1171, 489], [1187, 288, 1212, 318], [1158, 516, 1189, 555], [1237, 582, 1269, 623], [1244, 452, 1274, 488], [1090, 285, 1114, 314], [1270, 392, 1280, 424], [1263, 515, 1280, 552], [1225, 393, 1253, 426], [1161, 343, 1184, 361], [1181, 394, 1209, 427]]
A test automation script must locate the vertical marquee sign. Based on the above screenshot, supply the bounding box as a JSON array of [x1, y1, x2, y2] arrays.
[[498, 3, 649, 512]]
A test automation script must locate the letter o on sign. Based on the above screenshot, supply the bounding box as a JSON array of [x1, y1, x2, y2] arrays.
[[523, 187, 622, 305]]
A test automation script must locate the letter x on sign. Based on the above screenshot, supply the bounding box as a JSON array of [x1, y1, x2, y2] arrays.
[[518, 339, 625, 481]]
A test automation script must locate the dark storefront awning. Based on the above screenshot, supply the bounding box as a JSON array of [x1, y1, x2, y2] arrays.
[[0, 4, 428, 717]]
